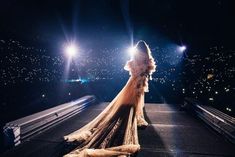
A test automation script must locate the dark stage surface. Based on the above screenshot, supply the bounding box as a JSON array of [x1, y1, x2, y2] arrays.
[[2, 102, 235, 157]]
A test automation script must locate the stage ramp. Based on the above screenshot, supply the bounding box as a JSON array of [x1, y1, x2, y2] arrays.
[[2, 101, 235, 157]]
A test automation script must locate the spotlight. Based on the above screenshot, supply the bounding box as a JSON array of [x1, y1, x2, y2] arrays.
[[178, 45, 186, 52], [128, 46, 137, 58], [65, 43, 78, 58]]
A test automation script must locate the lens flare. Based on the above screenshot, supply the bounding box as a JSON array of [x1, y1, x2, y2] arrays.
[[65, 44, 78, 58]]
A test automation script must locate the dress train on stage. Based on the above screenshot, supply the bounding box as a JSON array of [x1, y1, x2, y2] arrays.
[[63, 49, 156, 157]]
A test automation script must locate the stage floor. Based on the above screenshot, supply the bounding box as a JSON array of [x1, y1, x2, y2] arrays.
[[2, 102, 235, 157]]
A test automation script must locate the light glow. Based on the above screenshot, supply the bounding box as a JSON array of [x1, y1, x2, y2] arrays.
[[178, 45, 186, 52], [65, 43, 78, 58], [128, 46, 137, 58]]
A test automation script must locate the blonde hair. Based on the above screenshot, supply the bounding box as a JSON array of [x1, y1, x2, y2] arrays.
[[135, 40, 152, 59], [125, 40, 156, 80]]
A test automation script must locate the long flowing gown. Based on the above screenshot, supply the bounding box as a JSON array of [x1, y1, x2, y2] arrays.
[[63, 57, 156, 157]]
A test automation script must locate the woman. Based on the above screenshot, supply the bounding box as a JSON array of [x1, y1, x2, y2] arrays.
[[64, 40, 156, 157]]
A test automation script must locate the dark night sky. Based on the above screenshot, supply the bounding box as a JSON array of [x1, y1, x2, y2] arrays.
[[0, 0, 235, 50]]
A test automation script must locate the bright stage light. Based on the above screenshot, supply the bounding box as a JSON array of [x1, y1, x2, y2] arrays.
[[65, 44, 78, 58], [128, 46, 137, 58], [178, 45, 186, 52]]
